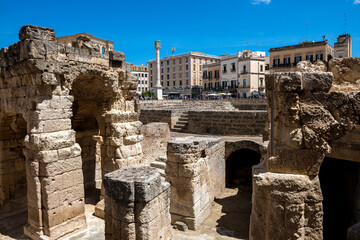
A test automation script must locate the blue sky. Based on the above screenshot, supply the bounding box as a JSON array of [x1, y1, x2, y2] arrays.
[[0, 0, 359, 65]]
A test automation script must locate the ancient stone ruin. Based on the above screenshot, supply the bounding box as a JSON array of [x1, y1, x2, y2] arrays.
[[1, 25, 360, 240], [0, 25, 142, 239]]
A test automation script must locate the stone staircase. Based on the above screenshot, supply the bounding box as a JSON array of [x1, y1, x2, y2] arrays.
[[150, 156, 167, 180], [172, 112, 189, 132]]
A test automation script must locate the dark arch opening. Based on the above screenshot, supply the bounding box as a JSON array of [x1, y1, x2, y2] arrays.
[[319, 157, 360, 240], [0, 114, 28, 239], [215, 148, 261, 239], [72, 100, 101, 204], [226, 149, 261, 188]]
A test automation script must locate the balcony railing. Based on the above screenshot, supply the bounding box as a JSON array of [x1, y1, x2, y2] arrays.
[[231, 69, 236, 72], [240, 70, 248, 74]]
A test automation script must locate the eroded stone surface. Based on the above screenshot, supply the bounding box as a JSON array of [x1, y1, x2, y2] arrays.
[[0, 25, 142, 239], [104, 165, 171, 240]]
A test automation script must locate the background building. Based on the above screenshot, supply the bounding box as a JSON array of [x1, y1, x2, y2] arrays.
[[269, 40, 334, 73], [148, 52, 220, 99], [130, 64, 149, 96], [334, 34, 352, 58], [202, 62, 221, 97]]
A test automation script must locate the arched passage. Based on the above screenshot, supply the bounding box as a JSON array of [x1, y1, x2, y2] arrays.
[[226, 148, 261, 188], [72, 102, 101, 200], [319, 157, 360, 240], [70, 72, 111, 204], [215, 141, 262, 239], [0, 114, 28, 238]]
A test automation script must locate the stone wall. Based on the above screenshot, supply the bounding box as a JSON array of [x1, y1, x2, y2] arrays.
[[187, 110, 266, 136], [0, 25, 142, 239], [141, 122, 170, 165], [165, 136, 224, 230], [250, 72, 360, 240], [140, 110, 177, 129]]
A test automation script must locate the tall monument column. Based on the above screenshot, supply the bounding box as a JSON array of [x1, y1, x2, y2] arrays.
[[154, 40, 163, 100]]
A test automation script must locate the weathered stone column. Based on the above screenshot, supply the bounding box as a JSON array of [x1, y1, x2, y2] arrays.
[[250, 72, 360, 240], [166, 136, 223, 230], [154, 40, 163, 100], [104, 165, 171, 240]]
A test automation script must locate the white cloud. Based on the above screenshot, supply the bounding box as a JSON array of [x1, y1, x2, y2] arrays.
[[252, 0, 271, 5], [355, 0, 360, 4]]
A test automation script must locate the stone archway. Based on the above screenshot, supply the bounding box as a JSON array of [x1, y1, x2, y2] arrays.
[[212, 140, 264, 239]]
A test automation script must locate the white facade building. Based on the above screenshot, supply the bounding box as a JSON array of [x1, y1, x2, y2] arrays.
[[219, 50, 266, 98], [130, 64, 149, 95]]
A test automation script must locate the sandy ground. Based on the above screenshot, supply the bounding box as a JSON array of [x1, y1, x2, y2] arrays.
[[0, 187, 252, 240]]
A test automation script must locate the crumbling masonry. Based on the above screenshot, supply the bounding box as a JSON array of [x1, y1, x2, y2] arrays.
[[0, 25, 142, 239], [250, 72, 360, 239]]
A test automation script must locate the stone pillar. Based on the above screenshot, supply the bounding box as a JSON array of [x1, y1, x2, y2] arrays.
[[250, 72, 359, 240], [166, 137, 221, 230], [154, 40, 163, 100], [104, 165, 171, 240]]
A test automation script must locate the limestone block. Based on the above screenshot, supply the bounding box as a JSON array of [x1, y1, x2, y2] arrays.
[[302, 72, 333, 92], [250, 171, 323, 240], [19, 25, 55, 41], [104, 165, 171, 240]]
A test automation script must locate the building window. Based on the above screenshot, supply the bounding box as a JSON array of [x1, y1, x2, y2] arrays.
[[231, 63, 236, 72], [151, 83, 152, 87], [273, 59, 280, 67], [186, 80, 189, 85], [142, 74, 144, 77], [208, 71, 212, 79], [231, 80, 236, 88], [150, 63, 152, 68], [173, 73, 175, 79], [142, 87, 144, 91], [173, 81, 175, 86], [138, 87, 140, 91], [179, 58, 182, 64], [161, 69, 163, 74], [316, 54, 323, 61], [209, 82, 213, 89], [167, 60, 169, 66], [145, 74, 148, 77], [243, 65, 246, 73], [186, 72, 189, 78], [223, 64, 227, 73], [138, 80, 140, 84], [283, 57, 291, 66], [294, 56, 302, 65], [167, 81, 169, 86], [161, 75, 163, 80], [179, 73, 182, 79], [145, 68, 147, 71], [161, 62, 163, 67], [222, 81, 227, 89], [167, 74, 169, 80], [186, 58, 189, 63], [145, 81, 147, 84], [306, 55, 314, 63], [167, 67, 169, 72], [193, 64, 196, 71], [173, 66, 175, 71], [173, 59, 175, 64], [142, 80, 144, 84], [215, 82, 220, 89], [186, 65, 189, 71], [180, 80, 182, 86], [215, 70, 219, 79], [260, 79, 263, 87], [179, 65, 182, 71], [260, 65, 263, 72], [203, 71, 207, 78], [243, 79, 246, 88], [204, 83, 207, 89]]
